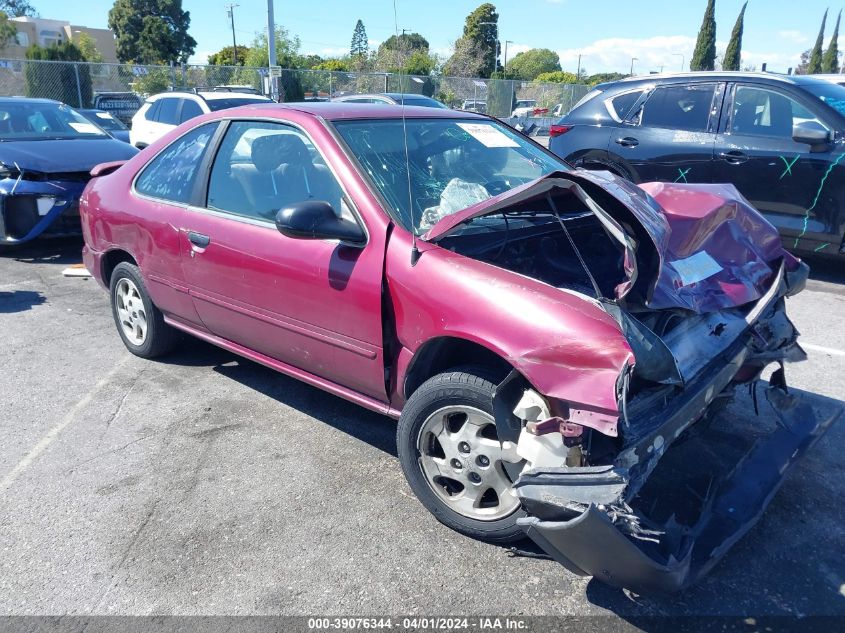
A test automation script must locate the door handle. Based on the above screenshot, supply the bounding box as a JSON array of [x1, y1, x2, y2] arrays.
[[718, 150, 749, 164], [188, 231, 210, 248], [615, 136, 639, 148]]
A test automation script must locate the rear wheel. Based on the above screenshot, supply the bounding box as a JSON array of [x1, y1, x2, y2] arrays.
[[110, 261, 178, 358], [397, 368, 526, 543]]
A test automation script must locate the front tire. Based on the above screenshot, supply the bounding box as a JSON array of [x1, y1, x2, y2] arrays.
[[110, 261, 177, 358], [397, 368, 526, 544]]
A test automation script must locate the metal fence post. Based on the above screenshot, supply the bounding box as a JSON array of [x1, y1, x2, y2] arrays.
[[73, 63, 83, 108]]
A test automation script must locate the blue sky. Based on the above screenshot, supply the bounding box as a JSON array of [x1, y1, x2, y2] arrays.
[[29, 0, 838, 73]]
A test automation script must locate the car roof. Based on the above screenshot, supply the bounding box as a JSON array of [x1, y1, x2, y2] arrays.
[[0, 97, 61, 105], [594, 71, 837, 91], [213, 101, 486, 121], [148, 91, 270, 102]]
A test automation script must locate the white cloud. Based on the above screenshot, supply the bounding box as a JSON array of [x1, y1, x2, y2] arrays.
[[555, 34, 805, 75], [778, 30, 809, 44]]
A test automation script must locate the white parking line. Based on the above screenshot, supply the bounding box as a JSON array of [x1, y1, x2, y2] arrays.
[[0, 356, 130, 492], [803, 342, 845, 358]]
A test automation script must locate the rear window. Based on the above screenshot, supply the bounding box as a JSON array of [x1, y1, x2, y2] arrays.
[[135, 123, 216, 204], [639, 84, 716, 132], [205, 97, 272, 111], [608, 90, 645, 121]]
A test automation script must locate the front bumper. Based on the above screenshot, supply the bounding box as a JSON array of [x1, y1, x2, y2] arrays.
[[0, 180, 86, 244], [513, 261, 840, 593]]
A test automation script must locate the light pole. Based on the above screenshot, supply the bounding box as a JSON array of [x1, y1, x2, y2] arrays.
[[576, 53, 582, 82], [672, 52, 685, 71], [630, 57, 638, 76], [225, 3, 239, 65], [503, 40, 513, 79], [266, 0, 277, 100]]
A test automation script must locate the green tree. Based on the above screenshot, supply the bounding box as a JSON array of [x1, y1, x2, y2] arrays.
[[443, 36, 486, 77], [586, 72, 627, 85], [452, 3, 498, 78], [690, 0, 717, 71], [239, 27, 303, 102], [0, 11, 17, 50], [823, 10, 841, 73], [350, 19, 368, 58], [535, 70, 577, 83], [0, 1, 36, 17], [75, 31, 104, 62], [505, 48, 561, 80], [807, 9, 828, 74], [314, 58, 348, 72], [722, 1, 746, 71], [108, 0, 196, 64], [375, 32, 432, 74], [208, 45, 250, 66], [24, 42, 93, 107]]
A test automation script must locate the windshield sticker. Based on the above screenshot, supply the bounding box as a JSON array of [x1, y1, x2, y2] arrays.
[[456, 123, 519, 148], [68, 122, 100, 134], [95, 112, 114, 120], [670, 251, 723, 286]]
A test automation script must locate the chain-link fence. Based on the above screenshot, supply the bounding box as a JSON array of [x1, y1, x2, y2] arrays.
[[0, 58, 590, 122]]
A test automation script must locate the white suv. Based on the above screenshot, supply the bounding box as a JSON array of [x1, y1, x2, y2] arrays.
[[130, 90, 272, 148]]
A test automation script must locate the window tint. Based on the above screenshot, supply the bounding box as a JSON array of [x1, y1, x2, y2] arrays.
[[135, 123, 216, 204], [731, 85, 826, 138], [180, 99, 203, 123], [609, 90, 645, 121], [144, 100, 160, 121], [206, 120, 350, 223], [639, 84, 716, 131], [156, 98, 180, 125]]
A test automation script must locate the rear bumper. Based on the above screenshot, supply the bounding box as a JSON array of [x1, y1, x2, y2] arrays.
[[517, 385, 840, 593]]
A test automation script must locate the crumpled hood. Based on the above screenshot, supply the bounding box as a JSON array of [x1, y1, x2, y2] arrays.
[[0, 138, 137, 174], [424, 169, 797, 314]]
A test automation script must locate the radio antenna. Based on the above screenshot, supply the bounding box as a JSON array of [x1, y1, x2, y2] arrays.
[[393, 0, 420, 265]]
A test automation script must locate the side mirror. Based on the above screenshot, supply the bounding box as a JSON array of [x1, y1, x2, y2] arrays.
[[275, 200, 365, 245], [792, 121, 832, 150]]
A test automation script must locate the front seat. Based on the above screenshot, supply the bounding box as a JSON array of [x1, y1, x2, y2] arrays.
[[274, 134, 343, 216]]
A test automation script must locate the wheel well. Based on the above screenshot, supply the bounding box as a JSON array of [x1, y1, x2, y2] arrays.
[[101, 249, 137, 285], [404, 337, 511, 399]]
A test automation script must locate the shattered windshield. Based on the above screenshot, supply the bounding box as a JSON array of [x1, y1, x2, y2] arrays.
[[333, 118, 565, 233], [803, 82, 845, 117]]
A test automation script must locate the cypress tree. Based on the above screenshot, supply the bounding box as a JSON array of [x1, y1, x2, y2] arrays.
[[807, 9, 828, 74], [722, 2, 747, 71], [690, 0, 717, 71], [822, 10, 841, 73]]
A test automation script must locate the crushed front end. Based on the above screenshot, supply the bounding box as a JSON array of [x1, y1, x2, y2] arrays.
[[0, 166, 88, 244], [509, 261, 840, 593]]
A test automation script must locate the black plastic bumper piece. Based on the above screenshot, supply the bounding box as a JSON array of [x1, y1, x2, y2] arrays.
[[517, 387, 841, 594]]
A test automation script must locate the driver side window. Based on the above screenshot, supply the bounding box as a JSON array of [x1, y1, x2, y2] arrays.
[[206, 120, 351, 223]]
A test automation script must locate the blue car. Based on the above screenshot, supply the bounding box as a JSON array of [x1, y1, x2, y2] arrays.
[[0, 98, 138, 245], [77, 108, 132, 144]]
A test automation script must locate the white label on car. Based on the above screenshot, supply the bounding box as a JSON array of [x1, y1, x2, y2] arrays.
[[670, 251, 723, 286], [68, 122, 100, 134], [95, 112, 114, 120], [457, 123, 519, 148]]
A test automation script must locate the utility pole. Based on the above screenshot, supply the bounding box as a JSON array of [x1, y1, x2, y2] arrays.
[[630, 57, 638, 76], [503, 40, 513, 79], [226, 3, 239, 65], [267, 0, 277, 100], [576, 54, 582, 82]]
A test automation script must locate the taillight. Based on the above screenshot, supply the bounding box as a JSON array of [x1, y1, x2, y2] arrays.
[[549, 124, 572, 138]]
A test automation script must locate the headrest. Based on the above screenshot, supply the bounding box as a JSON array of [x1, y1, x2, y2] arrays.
[[250, 132, 312, 173]]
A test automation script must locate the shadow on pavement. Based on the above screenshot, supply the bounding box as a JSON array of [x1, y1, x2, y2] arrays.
[[803, 253, 845, 285], [163, 337, 399, 457], [0, 289, 46, 313], [2, 237, 84, 265]]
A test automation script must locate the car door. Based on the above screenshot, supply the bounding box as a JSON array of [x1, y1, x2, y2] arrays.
[[131, 121, 220, 326], [609, 82, 724, 184], [179, 119, 388, 401], [714, 82, 844, 249]]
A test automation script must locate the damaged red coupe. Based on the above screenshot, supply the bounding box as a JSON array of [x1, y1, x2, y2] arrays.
[[80, 103, 836, 593]]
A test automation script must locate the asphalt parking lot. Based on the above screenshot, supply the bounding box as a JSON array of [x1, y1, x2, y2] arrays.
[[1, 237, 844, 620]]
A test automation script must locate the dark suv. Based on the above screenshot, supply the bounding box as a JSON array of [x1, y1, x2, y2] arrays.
[[549, 72, 845, 256]]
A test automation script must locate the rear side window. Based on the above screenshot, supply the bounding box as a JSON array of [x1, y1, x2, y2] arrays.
[[639, 84, 717, 132], [608, 90, 645, 121], [156, 98, 180, 125], [731, 85, 827, 138], [144, 100, 160, 121], [135, 123, 216, 204], [180, 99, 203, 123]]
